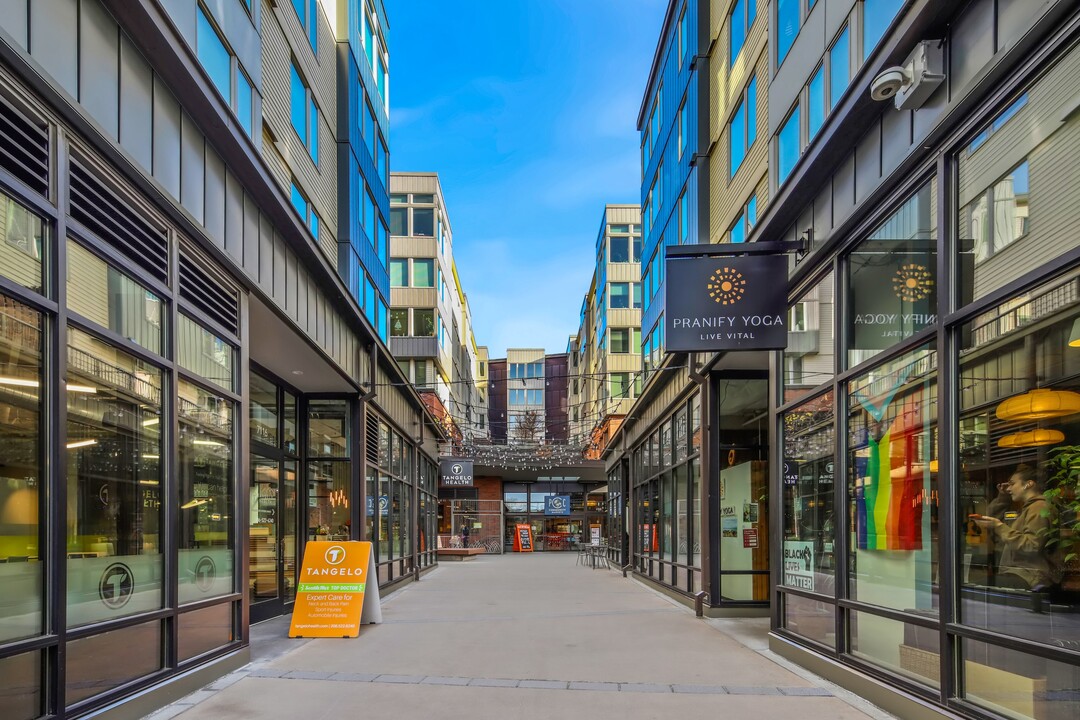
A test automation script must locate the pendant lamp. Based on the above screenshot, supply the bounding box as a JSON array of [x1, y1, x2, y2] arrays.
[[1069, 317, 1080, 348], [994, 388, 1080, 421], [997, 428, 1065, 448]]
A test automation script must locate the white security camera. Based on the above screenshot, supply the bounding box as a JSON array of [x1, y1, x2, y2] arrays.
[[870, 66, 909, 101]]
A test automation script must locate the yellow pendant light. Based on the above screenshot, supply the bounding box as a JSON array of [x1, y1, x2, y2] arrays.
[[997, 428, 1065, 448], [995, 388, 1080, 421]]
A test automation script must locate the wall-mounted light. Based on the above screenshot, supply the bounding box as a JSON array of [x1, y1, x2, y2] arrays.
[[1069, 318, 1080, 347]]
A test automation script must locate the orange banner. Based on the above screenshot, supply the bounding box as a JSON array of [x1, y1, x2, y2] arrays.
[[288, 541, 380, 638]]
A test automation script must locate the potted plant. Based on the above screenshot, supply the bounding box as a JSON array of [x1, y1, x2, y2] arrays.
[[1042, 446, 1080, 589]]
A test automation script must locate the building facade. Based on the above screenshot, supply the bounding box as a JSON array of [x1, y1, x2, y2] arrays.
[[758, 1, 1080, 719], [569, 205, 643, 459], [0, 2, 443, 719], [388, 172, 485, 445]]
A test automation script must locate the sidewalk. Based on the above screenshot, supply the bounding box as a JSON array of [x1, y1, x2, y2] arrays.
[[146, 553, 895, 720]]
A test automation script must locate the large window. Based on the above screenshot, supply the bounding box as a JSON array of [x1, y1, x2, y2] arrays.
[[776, 0, 799, 65], [610, 282, 630, 309], [862, 0, 903, 60], [730, 77, 757, 177], [829, 27, 850, 111], [289, 62, 318, 164], [413, 208, 434, 237], [66, 327, 163, 626], [0, 294, 42, 643], [730, 0, 756, 66], [0, 191, 44, 293], [196, 6, 253, 135], [389, 258, 407, 287], [291, 0, 318, 50], [413, 309, 435, 337], [412, 259, 435, 288], [777, 105, 800, 185]]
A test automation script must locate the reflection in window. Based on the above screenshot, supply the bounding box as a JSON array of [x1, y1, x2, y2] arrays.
[[250, 372, 278, 446], [178, 314, 234, 390], [66, 620, 161, 706], [782, 392, 836, 593], [413, 309, 435, 337], [778, 105, 800, 185], [957, 271, 1080, 648], [308, 400, 348, 457], [846, 181, 936, 368], [308, 461, 350, 539], [66, 327, 163, 627], [413, 208, 434, 237], [862, 0, 903, 60], [846, 344, 938, 614], [413, 259, 434, 287], [67, 240, 163, 355], [776, 0, 798, 64], [963, 161, 1029, 263], [0, 191, 45, 292], [0, 295, 42, 642], [961, 639, 1080, 720], [784, 273, 834, 396], [0, 651, 40, 720], [178, 380, 234, 603]]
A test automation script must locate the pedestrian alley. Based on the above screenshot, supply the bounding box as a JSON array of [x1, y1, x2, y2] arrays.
[[145, 554, 895, 720]]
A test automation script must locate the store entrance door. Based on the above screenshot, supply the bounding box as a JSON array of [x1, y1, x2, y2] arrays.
[[249, 456, 298, 623]]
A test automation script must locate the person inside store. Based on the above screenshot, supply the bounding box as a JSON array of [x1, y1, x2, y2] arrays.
[[971, 464, 1059, 591]]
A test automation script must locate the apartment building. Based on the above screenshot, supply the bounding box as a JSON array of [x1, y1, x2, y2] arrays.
[[0, 2, 445, 718], [569, 205, 643, 459], [388, 172, 485, 444]]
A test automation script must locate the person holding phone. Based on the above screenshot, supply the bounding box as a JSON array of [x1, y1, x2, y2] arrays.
[[971, 464, 1057, 590]]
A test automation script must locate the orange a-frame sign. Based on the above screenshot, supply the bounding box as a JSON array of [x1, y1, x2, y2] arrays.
[[513, 524, 533, 552], [288, 541, 381, 638]]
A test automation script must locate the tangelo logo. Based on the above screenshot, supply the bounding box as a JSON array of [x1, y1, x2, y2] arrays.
[[324, 545, 346, 565]]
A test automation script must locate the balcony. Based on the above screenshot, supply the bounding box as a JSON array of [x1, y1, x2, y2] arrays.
[[389, 336, 439, 358]]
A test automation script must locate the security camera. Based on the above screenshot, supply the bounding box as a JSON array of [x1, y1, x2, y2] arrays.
[[870, 66, 909, 102]]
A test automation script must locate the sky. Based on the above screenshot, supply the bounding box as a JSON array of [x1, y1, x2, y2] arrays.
[[386, 0, 666, 359]]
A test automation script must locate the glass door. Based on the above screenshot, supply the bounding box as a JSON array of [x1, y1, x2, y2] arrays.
[[249, 456, 281, 621]]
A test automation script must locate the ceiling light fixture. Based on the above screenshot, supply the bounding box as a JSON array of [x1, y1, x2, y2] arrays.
[[995, 388, 1080, 421], [66, 439, 98, 449]]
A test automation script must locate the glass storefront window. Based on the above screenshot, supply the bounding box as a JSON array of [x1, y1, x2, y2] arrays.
[[784, 272, 835, 399], [782, 391, 836, 594], [957, 269, 1080, 645], [250, 372, 278, 447], [178, 603, 234, 662], [308, 461, 350, 539], [961, 639, 1080, 720], [178, 314, 234, 391], [378, 472, 391, 560], [846, 343, 938, 614], [67, 240, 163, 355], [283, 391, 297, 455], [66, 326, 163, 627], [957, 51, 1080, 305], [850, 609, 939, 690], [783, 594, 836, 648], [0, 294, 42, 643], [0, 191, 45, 293], [309, 400, 348, 457], [846, 181, 937, 368], [0, 651, 41, 720], [177, 379, 234, 604]]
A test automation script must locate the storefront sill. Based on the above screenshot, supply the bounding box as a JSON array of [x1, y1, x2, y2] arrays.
[[633, 573, 770, 617], [83, 646, 250, 720], [768, 634, 962, 720]]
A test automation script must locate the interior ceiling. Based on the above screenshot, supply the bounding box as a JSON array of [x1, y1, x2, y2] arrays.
[[248, 297, 358, 393]]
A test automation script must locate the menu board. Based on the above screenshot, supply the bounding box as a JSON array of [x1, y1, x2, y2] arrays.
[[513, 524, 533, 552], [288, 541, 381, 638]]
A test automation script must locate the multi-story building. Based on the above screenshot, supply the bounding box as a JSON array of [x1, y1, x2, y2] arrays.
[[388, 172, 485, 444], [0, 2, 445, 718], [570, 205, 643, 459]]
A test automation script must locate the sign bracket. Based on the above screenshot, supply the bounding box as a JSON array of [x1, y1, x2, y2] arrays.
[[665, 235, 808, 260]]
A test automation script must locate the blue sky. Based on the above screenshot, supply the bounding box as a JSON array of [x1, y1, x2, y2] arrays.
[[386, 0, 666, 358]]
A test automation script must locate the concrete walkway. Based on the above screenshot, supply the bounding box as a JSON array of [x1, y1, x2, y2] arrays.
[[146, 553, 895, 720]]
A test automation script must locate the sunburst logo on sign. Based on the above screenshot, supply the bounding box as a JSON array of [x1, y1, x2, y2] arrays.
[[707, 267, 746, 305], [892, 263, 933, 302]]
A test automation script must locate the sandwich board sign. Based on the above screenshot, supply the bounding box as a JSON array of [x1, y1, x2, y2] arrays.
[[288, 541, 381, 638]]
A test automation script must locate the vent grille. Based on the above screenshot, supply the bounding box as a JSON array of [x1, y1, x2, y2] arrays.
[[0, 97, 48, 196], [69, 158, 168, 283], [179, 248, 239, 337], [365, 415, 379, 465]]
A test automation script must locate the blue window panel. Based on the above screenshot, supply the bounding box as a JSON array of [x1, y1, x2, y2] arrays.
[[307, 0, 318, 49], [364, 276, 375, 315], [747, 77, 757, 146], [197, 7, 230, 102], [378, 299, 387, 340], [290, 182, 307, 219], [309, 98, 318, 163], [679, 195, 688, 244], [632, 283, 642, 309], [863, 0, 903, 60], [236, 69, 253, 136], [731, 210, 746, 243], [830, 28, 850, 110], [747, 195, 758, 228], [808, 66, 825, 138], [389, 258, 406, 286], [777, 0, 799, 65], [364, 15, 374, 69], [291, 0, 305, 27], [290, 64, 306, 143], [377, 219, 387, 268], [730, 100, 746, 177], [778, 106, 801, 185], [730, 0, 747, 67], [310, 212, 319, 241]]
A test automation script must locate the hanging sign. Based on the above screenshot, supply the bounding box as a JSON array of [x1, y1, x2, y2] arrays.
[[289, 541, 381, 638], [544, 495, 571, 516], [665, 254, 788, 351], [440, 458, 474, 487], [513, 524, 533, 552]]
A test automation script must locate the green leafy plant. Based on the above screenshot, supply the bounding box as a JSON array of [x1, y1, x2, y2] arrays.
[[1043, 446, 1080, 565]]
